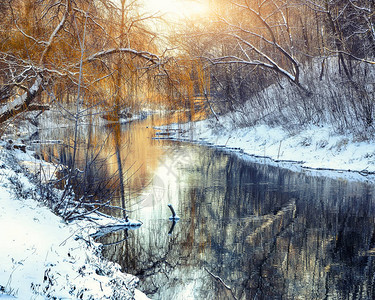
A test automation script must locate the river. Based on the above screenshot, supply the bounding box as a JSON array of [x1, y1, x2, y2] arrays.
[[36, 113, 375, 299]]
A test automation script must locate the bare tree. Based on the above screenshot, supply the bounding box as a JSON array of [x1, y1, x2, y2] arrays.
[[0, 0, 176, 221], [204, 0, 310, 94], [0, 0, 164, 129]]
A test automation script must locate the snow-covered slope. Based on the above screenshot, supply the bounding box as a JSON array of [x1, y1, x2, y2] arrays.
[[0, 147, 148, 299], [157, 117, 375, 183]]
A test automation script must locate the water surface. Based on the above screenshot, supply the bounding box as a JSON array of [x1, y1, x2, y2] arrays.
[[100, 141, 375, 300], [36, 115, 375, 299]]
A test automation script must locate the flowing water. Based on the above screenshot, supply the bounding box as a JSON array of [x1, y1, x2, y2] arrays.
[[36, 114, 375, 299]]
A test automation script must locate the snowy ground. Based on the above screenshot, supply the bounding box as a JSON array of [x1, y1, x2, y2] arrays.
[[157, 116, 375, 183], [0, 146, 148, 299]]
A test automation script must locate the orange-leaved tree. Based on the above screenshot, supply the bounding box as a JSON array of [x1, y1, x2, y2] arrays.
[[0, 0, 164, 128]]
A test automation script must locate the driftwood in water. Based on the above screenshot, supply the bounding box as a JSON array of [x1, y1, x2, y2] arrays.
[[90, 220, 142, 239], [168, 204, 180, 220], [168, 220, 177, 235]]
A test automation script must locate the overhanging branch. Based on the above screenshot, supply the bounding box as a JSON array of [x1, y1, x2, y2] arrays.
[[84, 48, 161, 65]]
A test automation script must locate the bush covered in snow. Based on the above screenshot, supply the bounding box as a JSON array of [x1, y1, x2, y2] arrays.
[[0, 146, 142, 299]]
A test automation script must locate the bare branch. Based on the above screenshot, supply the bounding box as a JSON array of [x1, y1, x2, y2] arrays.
[[14, 19, 48, 46], [204, 267, 238, 300], [0, 75, 43, 124], [84, 48, 162, 65], [39, 0, 69, 64]]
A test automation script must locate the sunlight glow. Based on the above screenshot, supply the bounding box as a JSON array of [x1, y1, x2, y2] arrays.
[[142, 0, 208, 20]]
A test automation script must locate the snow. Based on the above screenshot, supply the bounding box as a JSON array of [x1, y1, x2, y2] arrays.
[[134, 289, 150, 300], [2, 99, 375, 298], [0, 146, 149, 299], [0, 76, 42, 116], [156, 115, 375, 183]]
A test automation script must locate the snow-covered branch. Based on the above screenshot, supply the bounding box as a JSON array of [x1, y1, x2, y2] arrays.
[[0, 1, 70, 124], [0, 75, 43, 124], [85, 48, 162, 65], [210, 5, 306, 92], [326, 49, 375, 65]]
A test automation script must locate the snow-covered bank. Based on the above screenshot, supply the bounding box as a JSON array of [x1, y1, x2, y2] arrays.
[[0, 147, 148, 299], [157, 117, 375, 183]]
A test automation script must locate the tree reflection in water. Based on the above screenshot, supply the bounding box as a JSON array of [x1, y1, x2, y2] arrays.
[[99, 144, 375, 299], [34, 112, 375, 298]]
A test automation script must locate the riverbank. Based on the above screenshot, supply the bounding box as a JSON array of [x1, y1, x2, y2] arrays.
[[157, 116, 375, 183], [0, 145, 148, 299]]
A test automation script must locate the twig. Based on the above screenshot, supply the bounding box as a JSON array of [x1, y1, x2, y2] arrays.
[[204, 267, 238, 300], [277, 140, 282, 160]]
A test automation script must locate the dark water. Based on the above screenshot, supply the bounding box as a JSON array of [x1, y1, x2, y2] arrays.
[[99, 142, 375, 300], [36, 116, 375, 299]]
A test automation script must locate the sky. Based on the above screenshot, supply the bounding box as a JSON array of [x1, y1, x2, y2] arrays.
[[142, 0, 209, 19]]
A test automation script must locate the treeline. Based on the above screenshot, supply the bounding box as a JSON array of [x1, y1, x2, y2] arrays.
[[1, 0, 375, 137], [0, 0, 167, 219], [180, 0, 375, 138], [0, 0, 194, 126]]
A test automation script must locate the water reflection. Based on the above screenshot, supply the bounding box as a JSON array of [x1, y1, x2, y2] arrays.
[[35, 112, 192, 207], [100, 144, 375, 300], [35, 114, 375, 299]]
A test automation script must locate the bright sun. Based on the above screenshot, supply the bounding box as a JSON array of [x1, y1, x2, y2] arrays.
[[142, 0, 208, 20]]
